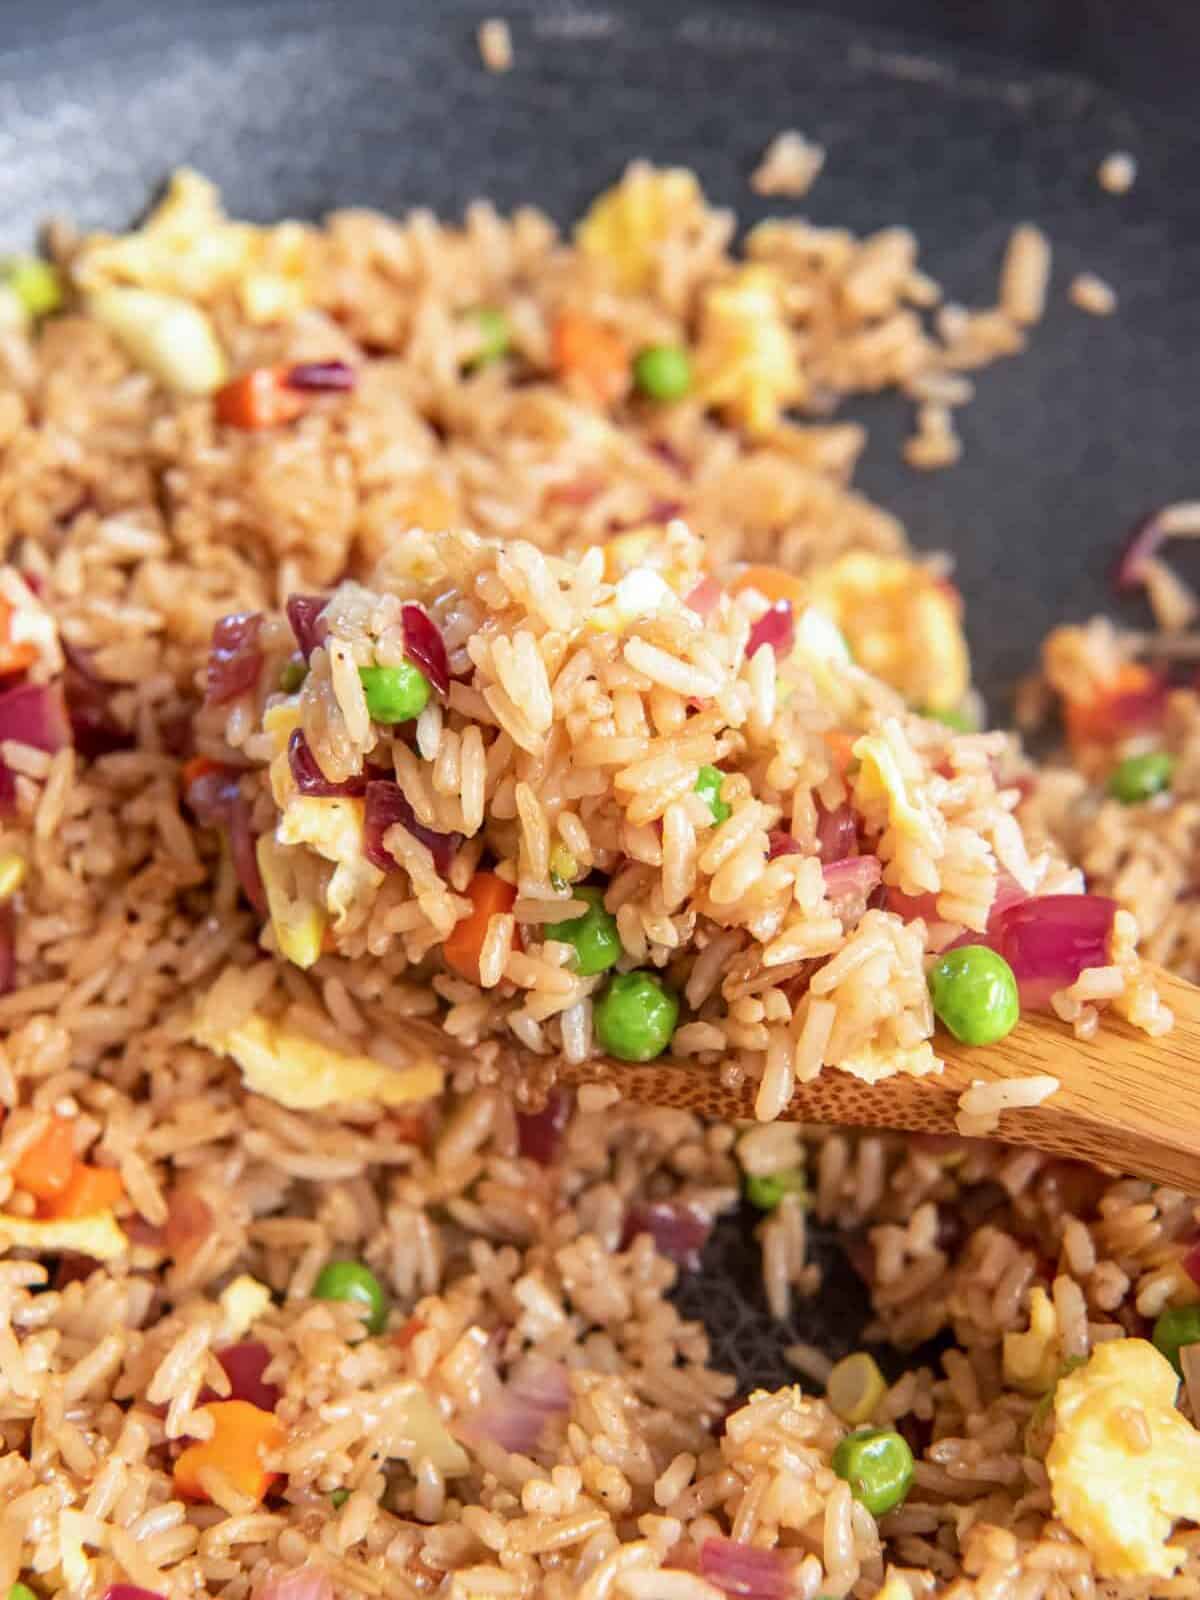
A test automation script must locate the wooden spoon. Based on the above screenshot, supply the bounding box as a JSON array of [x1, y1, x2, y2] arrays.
[[556, 963, 1200, 1191]]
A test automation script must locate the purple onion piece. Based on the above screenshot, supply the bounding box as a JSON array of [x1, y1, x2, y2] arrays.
[[621, 1200, 713, 1271], [766, 830, 803, 860], [0, 761, 16, 818], [364, 779, 461, 875], [0, 902, 13, 997], [814, 800, 857, 865], [401, 603, 451, 698], [62, 645, 135, 759], [286, 594, 329, 659], [205, 1341, 281, 1412], [102, 1586, 166, 1600], [745, 600, 795, 661], [987, 893, 1117, 1011], [0, 679, 72, 752], [288, 729, 368, 797], [822, 854, 882, 902], [183, 764, 243, 827], [206, 612, 264, 705], [283, 360, 358, 393], [462, 1356, 570, 1455], [517, 1088, 571, 1165], [229, 789, 267, 915], [699, 1537, 797, 1600]]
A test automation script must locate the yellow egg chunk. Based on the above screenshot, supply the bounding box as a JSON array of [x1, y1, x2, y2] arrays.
[[218, 1274, 274, 1341], [808, 553, 969, 712], [853, 722, 941, 848], [0, 1211, 128, 1262], [575, 164, 704, 291], [1003, 1286, 1061, 1394], [277, 796, 385, 930], [838, 1040, 940, 1084], [1048, 1338, 1200, 1578], [194, 1013, 443, 1111], [695, 265, 803, 434]]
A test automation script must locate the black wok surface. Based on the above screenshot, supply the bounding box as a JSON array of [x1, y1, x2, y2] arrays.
[[4, 0, 1197, 1387]]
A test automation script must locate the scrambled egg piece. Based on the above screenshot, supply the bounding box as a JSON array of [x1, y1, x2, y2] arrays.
[[256, 834, 326, 969], [808, 553, 969, 713], [589, 565, 681, 634], [695, 265, 803, 434], [72, 168, 311, 324], [278, 796, 385, 931], [1048, 1338, 1200, 1579], [87, 286, 228, 396], [1003, 1286, 1061, 1394], [575, 164, 704, 291], [394, 1381, 470, 1476], [853, 721, 942, 851], [790, 605, 857, 717], [194, 1012, 442, 1110], [867, 1572, 916, 1600], [219, 1274, 273, 1341], [838, 1040, 940, 1084], [0, 1210, 127, 1261]]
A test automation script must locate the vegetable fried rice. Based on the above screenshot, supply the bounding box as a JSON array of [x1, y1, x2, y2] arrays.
[[1, 166, 1200, 1600]]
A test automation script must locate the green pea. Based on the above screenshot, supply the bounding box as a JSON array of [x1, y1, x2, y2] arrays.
[[2, 257, 62, 319], [695, 764, 731, 825], [1152, 1303, 1200, 1376], [928, 945, 1020, 1046], [831, 1427, 914, 1516], [633, 344, 692, 402], [9, 1585, 38, 1600], [279, 654, 308, 693], [594, 971, 679, 1062], [470, 307, 510, 368], [546, 885, 622, 977], [359, 662, 431, 724], [330, 1488, 351, 1508], [923, 703, 979, 733], [744, 1168, 807, 1212], [1106, 750, 1174, 805], [312, 1260, 388, 1335]]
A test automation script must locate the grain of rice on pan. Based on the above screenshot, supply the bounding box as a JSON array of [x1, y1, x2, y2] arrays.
[[0, 159, 1195, 1600]]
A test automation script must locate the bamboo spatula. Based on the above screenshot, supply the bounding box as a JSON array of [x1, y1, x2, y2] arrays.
[[556, 963, 1200, 1191]]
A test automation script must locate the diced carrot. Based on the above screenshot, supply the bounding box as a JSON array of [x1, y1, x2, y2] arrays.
[[40, 1163, 124, 1220], [393, 1314, 426, 1351], [0, 595, 38, 676], [823, 729, 859, 778], [551, 312, 629, 407], [214, 368, 307, 430], [174, 1399, 284, 1503], [1063, 661, 1166, 748], [13, 1114, 77, 1200], [442, 872, 519, 982], [728, 565, 810, 610]]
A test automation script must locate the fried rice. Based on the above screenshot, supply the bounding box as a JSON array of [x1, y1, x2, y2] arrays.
[[0, 163, 1199, 1600]]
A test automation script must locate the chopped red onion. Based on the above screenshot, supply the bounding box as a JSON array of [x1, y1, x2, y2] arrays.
[[102, 1585, 165, 1600], [984, 893, 1117, 1010], [1183, 1238, 1200, 1288], [466, 1356, 571, 1455], [746, 600, 794, 661], [766, 830, 803, 860], [402, 603, 450, 697], [206, 613, 264, 704], [203, 1341, 280, 1411], [62, 642, 135, 759], [284, 360, 357, 392], [814, 800, 856, 865], [685, 575, 722, 618], [183, 763, 242, 826], [0, 903, 14, 997], [0, 679, 71, 752], [517, 1088, 570, 1165], [699, 1537, 796, 1600], [823, 854, 882, 903], [286, 595, 329, 659], [288, 729, 367, 797], [649, 437, 690, 476], [1099, 673, 1169, 739], [254, 1567, 334, 1600], [364, 780, 460, 875], [622, 1200, 713, 1271], [229, 789, 267, 915], [885, 885, 940, 923], [0, 761, 16, 818]]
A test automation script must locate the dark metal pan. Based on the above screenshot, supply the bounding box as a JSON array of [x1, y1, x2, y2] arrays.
[[7, 0, 1197, 1386]]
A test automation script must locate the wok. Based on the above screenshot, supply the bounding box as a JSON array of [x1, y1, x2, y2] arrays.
[[6, 0, 1199, 1387]]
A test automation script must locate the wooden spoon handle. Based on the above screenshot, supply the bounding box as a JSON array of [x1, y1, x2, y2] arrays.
[[557, 964, 1200, 1191]]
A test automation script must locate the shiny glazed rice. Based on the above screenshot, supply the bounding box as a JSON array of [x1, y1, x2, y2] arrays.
[[0, 165, 1198, 1600]]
